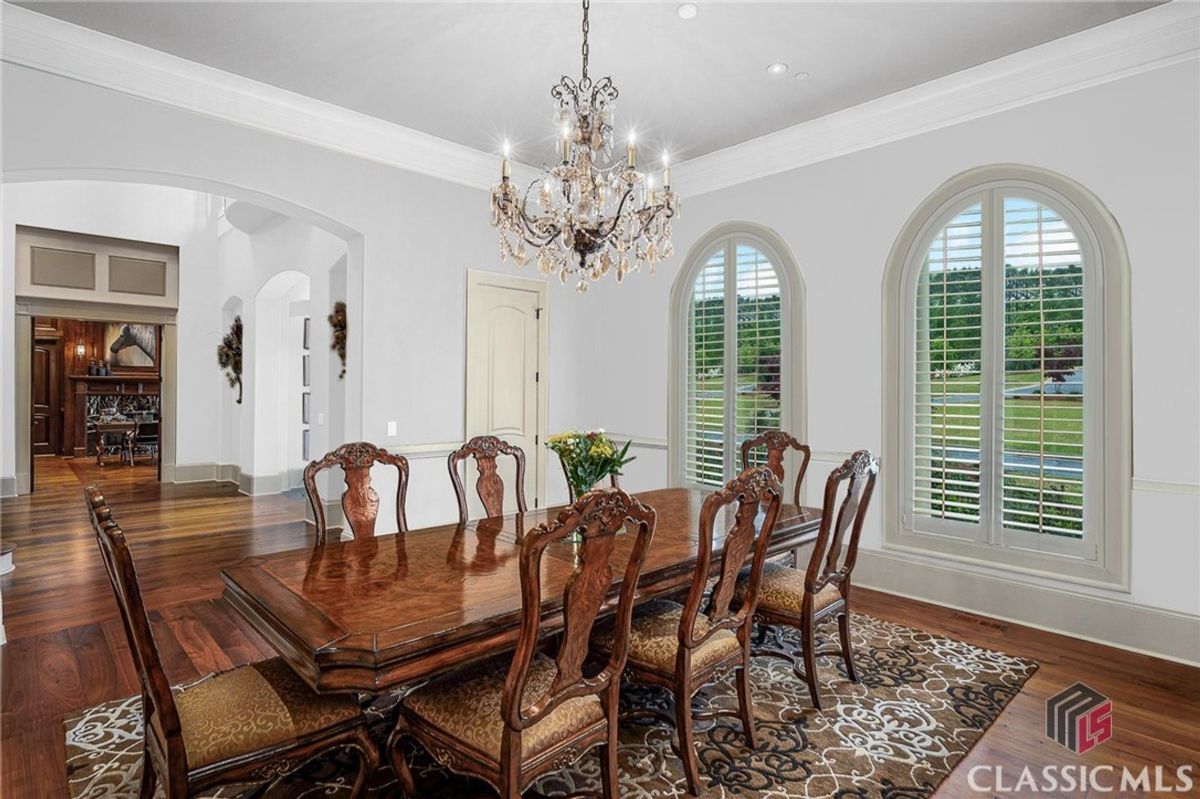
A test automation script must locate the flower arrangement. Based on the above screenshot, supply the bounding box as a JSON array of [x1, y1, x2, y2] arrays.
[[216, 316, 243, 404], [547, 429, 635, 500]]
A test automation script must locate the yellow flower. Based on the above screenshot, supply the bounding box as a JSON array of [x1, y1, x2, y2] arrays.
[[589, 441, 614, 458]]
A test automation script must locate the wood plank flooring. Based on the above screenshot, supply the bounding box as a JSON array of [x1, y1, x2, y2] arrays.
[[2, 456, 1197, 797]]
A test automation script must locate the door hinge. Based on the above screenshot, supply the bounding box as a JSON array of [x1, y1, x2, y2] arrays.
[[535, 434, 540, 445], [535, 307, 542, 320], [535, 371, 540, 383]]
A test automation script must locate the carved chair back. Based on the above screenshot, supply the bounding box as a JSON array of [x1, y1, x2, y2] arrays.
[[739, 429, 812, 507], [84, 487, 187, 775], [502, 488, 656, 738], [681, 468, 783, 654], [557, 451, 620, 503], [804, 450, 879, 600], [304, 441, 410, 544], [448, 435, 527, 523]]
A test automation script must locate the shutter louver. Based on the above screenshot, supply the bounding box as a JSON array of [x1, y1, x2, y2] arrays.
[[1001, 198, 1084, 539], [735, 245, 782, 471], [913, 204, 984, 525], [685, 251, 726, 486]]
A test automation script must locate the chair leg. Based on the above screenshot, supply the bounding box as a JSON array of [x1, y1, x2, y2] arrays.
[[838, 610, 858, 683], [348, 725, 380, 799], [599, 685, 621, 799], [137, 743, 157, 799], [800, 617, 822, 710], [674, 679, 701, 796], [735, 648, 757, 749], [386, 717, 417, 797]]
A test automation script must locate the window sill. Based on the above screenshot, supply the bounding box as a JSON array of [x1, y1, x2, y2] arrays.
[[884, 526, 1130, 593]]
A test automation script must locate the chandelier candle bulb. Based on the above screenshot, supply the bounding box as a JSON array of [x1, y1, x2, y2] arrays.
[[627, 131, 637, 168], [662, 151, 671, 188], [501, 140, 511, 179]]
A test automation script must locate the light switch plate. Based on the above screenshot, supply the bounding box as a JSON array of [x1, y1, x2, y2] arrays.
[[387, 420, 397, 437], [317, 412, 324, 425]]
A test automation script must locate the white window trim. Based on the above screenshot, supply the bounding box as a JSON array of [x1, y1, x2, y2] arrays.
[[667, 222, 807, 490], [882, 164, 1132, 591]]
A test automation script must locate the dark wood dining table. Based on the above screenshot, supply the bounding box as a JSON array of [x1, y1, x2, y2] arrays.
[[221, 487, 822, 694]]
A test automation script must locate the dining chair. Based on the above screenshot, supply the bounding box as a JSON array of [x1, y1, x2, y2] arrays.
[[592, 467, 783, 796], [387, 488, 657, 799], [83, 486, 379, 798], [448, 434, 527, 523], [557, 450, 620, 502], [740, 429, 812, 509], [735, 450, 879, 709], [304, 441, 410, 544]]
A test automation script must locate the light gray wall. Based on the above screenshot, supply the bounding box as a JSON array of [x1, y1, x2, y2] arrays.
[[581, 60, 1200, 617], [0, 62, 593, 519]]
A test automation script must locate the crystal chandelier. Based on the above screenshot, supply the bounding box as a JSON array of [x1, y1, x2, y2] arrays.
[[490, 0, 679, 293]]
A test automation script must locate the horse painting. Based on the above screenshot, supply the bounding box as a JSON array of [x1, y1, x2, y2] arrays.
[[105, 323, 158, 368]]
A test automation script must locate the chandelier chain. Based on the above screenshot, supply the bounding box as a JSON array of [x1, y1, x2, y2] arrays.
[[581, 0, 590, 82]]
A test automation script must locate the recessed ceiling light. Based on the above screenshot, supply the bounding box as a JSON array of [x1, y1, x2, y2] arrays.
[[766, 62, 788, 76], [677, 3, 698, 20], [794, 71, 810, 81]]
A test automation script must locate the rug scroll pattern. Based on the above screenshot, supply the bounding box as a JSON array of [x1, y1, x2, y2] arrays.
[[64, 614, 1036, 798]]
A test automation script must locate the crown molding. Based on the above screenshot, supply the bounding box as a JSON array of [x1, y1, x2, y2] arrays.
[[0, 2, 530, 191], [2, 3, 1196, 199], [674, 1, 1200, 198]]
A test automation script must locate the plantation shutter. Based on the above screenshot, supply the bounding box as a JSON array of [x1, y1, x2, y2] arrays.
[[685, 249, 727, 486], [684, 239, 787, 487], [735, 245, 783, 471], [912, 204, 984, 527], [908, 193, 1090, 555], [1000, 197, 1085, 540]]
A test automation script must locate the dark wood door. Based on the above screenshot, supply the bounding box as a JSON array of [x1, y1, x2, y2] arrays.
[[31, 340, 61, 456]]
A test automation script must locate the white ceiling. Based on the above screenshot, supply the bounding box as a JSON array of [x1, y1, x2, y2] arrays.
[[17, 1, 1160, 163]]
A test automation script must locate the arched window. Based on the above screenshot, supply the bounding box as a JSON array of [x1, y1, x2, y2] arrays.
[[670, 224, 805, 488], [883, 165, 1131, 588]]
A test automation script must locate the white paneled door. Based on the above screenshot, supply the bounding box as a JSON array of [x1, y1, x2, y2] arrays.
[[464, 271, 548, 513]]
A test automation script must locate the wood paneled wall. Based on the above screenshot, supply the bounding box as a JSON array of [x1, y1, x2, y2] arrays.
[[32, 317, 149, 456]]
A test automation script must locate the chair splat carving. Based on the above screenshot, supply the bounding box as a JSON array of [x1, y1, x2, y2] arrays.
[[448, 435, 527, 523], [304, 442, 410, 544], [740, 429, 812, 508]]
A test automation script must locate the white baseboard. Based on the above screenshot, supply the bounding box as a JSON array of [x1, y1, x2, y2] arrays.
[[0, 476, 16, 498], [854, 548, 1200, 666], [172, 462, 241, 485]]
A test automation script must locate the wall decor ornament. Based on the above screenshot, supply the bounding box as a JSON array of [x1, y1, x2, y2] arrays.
[[329, 301, 347, 379], [216, 316, 244, 404]]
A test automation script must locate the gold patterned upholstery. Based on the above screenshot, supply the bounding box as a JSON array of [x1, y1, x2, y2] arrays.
[[402, 653, 604, 762], [175, 657, 359, 769], [593, 599, 740, 676], [734, 562, 842, 616]]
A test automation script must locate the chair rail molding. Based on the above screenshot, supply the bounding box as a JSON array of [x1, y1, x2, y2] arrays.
[[3, 3, 1195, 198], [673, 1, 1200, 197]]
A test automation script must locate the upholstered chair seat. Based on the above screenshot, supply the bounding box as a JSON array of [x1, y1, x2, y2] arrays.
[[593, 599, 740, 677], [176, 657, 361, 769], [403, 653, 606, 763], [733, 562, 842, 616]]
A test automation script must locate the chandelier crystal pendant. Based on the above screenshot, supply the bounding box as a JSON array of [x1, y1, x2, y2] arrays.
[[490, 0, 679, 293]]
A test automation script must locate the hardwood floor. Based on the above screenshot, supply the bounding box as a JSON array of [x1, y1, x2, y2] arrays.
[[2, 456, 1197, 797]]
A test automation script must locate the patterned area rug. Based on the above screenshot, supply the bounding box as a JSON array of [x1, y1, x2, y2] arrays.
[[64, 614, 1036, 798]]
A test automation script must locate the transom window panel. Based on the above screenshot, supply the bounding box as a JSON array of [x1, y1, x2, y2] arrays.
[[910, 190, 1092, 558], [684, 238, 786, 487]]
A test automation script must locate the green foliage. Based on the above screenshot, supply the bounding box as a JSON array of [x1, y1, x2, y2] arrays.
[[546, 430, 635, 499]]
